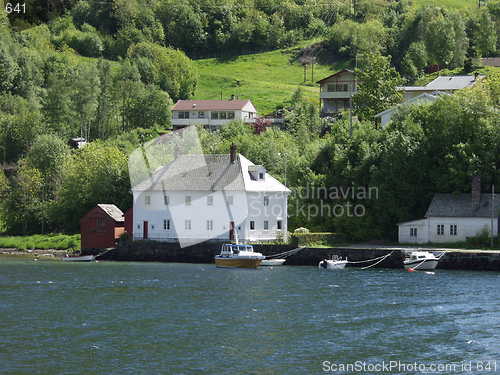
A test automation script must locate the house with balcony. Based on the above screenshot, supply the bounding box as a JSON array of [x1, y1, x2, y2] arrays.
[[317, 69, 356, 116], [131, 145, 290, 244], [171, 99, 257, 130]]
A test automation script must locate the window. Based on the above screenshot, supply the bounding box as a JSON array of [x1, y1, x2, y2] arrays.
[[264, 220, 269, 230], [185, 196, 191, 206], [263, 196, 269, 206], [178, 111, 190, 119], [164, 219, 170, 230], [145, 195, 151, 206], [259, 172, 264, 180], [250, 221, 255, 230], [198, 111, 205, 118], [220, 112, 227, 120], [410, 228, 417, 237], [207, 220, 213, 231], [227, 111, 235, 119], [437, 224, 444, 236], [227, 196, 234, 205], [164, 195, 169, 205], [450, 224, 457, 236], [185, 220, 191, 230], [207, 196, 213, 206], [277, 220, 282, 230], [211, 112, 219, 120], [327, 83, 349, 92]]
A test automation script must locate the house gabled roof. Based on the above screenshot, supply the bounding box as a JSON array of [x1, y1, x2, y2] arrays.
[[316, 69, 354, 84], [172, 100, 252, 111], [374, 92, 447, 118], [97, 204, 124, 222], [425, 193, 500, 218], [132, 154, 289, 193], [399, 75, 484, 92]]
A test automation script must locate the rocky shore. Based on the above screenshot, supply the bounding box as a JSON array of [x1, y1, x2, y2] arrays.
[[0, 248, 70, 259]]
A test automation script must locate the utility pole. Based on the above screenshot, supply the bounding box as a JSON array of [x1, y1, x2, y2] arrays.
[[491, 184, 495, 248]]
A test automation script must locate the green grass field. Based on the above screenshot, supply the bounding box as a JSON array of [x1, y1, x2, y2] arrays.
[[412, 0, 478, 10], [0, 234, 80, 251], [193, 41, 347, 114]]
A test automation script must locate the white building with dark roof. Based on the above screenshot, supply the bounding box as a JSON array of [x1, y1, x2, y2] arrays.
[[171, 99, 257, 130], [398, 75, 484, 100], [131, 146, 290, 244], [398, 179, 499, 244]]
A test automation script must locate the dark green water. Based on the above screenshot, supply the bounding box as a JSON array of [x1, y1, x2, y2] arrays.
[[1, 258, 499, 375]]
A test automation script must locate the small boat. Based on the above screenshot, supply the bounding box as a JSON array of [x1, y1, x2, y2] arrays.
[[403, 251, 439, 271], [215, 243, 265, 269], [261, 259, 286, 266], [318, 255, 348, 270], [62, 255, 96, 262]]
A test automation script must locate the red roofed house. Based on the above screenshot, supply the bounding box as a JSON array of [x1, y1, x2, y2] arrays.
[[171, 99, 257, 130], [80, 204, 125, 250]]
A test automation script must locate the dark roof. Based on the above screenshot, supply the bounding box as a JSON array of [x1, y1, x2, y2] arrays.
[[425, 194, 500, 218], [316, 69, 354, 84], [172, 100, 251, 111], [134, 154, 245, 191], [97, 204, 124, 222]]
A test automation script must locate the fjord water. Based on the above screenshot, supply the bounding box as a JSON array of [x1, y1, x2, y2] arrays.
[[1, 258, 498, 375]]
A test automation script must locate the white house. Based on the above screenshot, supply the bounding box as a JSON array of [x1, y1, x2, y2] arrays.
[[398, 75, 484, 101], [316, 69, 356, 115], [171, 99, 257, 130], [374, 92, 447, 128], [398, 182, 499, 244], [131, 146, 290, 244]]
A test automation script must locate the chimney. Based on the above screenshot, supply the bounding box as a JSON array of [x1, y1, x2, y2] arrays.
[[471, 175, 481, 210], [230, 143, 237, 164]]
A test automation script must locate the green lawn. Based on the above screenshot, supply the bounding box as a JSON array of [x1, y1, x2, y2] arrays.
[[193, 41, 347, 114], [412, 0, 477, 10], [0, 234, 80, 251]]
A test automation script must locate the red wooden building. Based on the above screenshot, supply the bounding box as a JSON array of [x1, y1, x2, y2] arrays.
[[80, 204, 125, 250]]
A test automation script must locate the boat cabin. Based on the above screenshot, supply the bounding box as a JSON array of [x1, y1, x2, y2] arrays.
[[406, 252, 432, 261], [220, 244, 254, 256]]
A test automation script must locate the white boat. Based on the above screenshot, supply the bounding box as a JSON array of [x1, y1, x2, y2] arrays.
[[403, 251, 439, 271], [62, 255, 96, 262], [215, 244, 265, 269], [261, 259, 286, 266], [318, 255, 348, 270]]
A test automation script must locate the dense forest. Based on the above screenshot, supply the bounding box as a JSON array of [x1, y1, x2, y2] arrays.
[[0, 0, 499, 240]]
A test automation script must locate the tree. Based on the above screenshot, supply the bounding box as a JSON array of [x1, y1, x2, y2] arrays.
[[353, 52, 403, 122], [72, 63, 101, 140]]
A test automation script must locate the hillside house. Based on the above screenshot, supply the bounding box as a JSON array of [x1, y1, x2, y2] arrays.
[[398, 179, 499, 244], [171, 100, 257, 130], [398, 75, 484, 101], [80, 204, 125, 249], [317, 69, 356, 116], [131, 146, 290, 243]]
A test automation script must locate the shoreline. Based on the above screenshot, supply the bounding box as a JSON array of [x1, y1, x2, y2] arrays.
[[0, 248, 70, 260]]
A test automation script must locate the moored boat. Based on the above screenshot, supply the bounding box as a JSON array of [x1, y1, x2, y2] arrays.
[[62, 255, 96, 262], [215, 244, 265, 269], [403, 251, 439, 271], [318, 255, 348, 270], [261, 258, 286, 266]]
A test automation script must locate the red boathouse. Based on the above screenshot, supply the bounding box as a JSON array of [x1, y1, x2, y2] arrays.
[[80, 204, 125, 250]]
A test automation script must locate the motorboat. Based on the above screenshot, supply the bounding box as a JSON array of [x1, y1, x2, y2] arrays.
[[62, 255, 96, 262], [403, 251, 439, 271], [318, 255, 348, 270], [215, 243, 265, 269], [261, 258, 286, 266]]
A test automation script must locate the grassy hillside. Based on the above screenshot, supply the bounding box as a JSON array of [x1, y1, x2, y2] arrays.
[[412, 0, 478, 10], [194, 42, 348, 114]]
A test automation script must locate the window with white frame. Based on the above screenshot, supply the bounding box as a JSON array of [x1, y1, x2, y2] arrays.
[[450, 224, 457, 236], [207, 196, 213, 206], [185, 220, 191, 230], [264, 220, 269, 230], [263, 196, 269, 206], [250, 221, 255, 230], [198, 111, 205, 118], [410, 227, 417, 237], [145, 195, 151, 206], [437, 224, 444, 235], [164, 219, 170, 230], [185, 196, 191, 206], [178, 111, 190, 119], [207, 220, 213, 231], [164, 195, 169, 205]]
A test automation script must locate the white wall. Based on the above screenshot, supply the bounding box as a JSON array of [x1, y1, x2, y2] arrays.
[[172, 108, 257, 128], [399, 217, 498, 244], [132, 189, 287, 242]]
